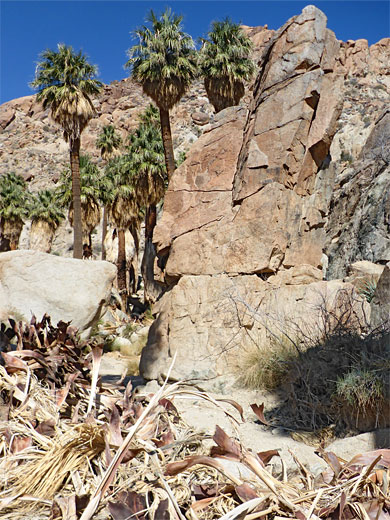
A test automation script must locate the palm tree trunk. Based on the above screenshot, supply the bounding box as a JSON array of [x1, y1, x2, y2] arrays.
[[101, 206, 108, 260], [117, 228, 127, 307], [142, 204, 162, 304], [145, 204, 157, 241], [0, 218, 10, 252], [129, 221, 139, 294], [70, 137, 83, 259], [29, 220, 54, 253], [159, 107, 175, 180]]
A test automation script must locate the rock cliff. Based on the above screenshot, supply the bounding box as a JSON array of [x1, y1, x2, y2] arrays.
[[139, 6, 388, 389]]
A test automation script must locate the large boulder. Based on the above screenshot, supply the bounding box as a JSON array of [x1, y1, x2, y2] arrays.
[[140, 275, 368, 390], [0, 250, 116, 334], [154, 6, 342, 280]]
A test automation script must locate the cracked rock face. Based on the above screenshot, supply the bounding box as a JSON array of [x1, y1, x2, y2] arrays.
[[325, 109, 390, 278], [140, 7, 364, 389]]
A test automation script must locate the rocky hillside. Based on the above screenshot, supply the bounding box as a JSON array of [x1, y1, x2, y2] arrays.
[[0, 79, 215, 191]]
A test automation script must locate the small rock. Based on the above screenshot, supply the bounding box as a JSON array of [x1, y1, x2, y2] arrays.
[[191, 111, 210, 126]]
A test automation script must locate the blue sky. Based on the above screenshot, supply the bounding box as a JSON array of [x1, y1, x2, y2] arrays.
[[1, 1, 389, 105]]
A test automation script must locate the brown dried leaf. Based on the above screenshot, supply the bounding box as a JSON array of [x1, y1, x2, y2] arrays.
[[35, 419, 56, 437], [155, 498, 170, 519], [363, 500, 390, 520], [192, 484, 219, 500], [108, 491, 147, 520], [191, 497, 215, 513], [53, 495, 77, 520], [250, 403, 269, 425], [212, 425, 241, 460], [347, 450, 390, 469], [153, 430, 175, 448], [235, 483, 259, 503], [339, 491, 347, 520], [322, 450, 343, 476], [108, 406, 123, 447], [2, 352, 28, 371], [216, 398, 245, 422], [159, 398, 179, 415], [257, 449, 279, 465], [165, 455, 224, 476], [11, 435, 32, 454]]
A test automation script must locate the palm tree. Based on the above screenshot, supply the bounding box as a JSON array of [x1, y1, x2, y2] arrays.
[[130, 105, 166, 240], [129, 105, 166, 303], [199, 18, 255, 113], [105, 156, 141, 305], [96, 125, 122, 260], [29, 189, 64, 253], [0, 172, 30, 251], [57, 154, 101, 255], [125, 8, 197, 180], [31, 43, 102, 258]]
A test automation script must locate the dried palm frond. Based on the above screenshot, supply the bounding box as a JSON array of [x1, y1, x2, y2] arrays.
[[9, 423, 105, 499], [1, 317, 389, 520]]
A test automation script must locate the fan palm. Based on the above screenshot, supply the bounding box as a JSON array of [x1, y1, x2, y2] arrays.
[[129, 105, 166, 303], [125, 8, 197, 180], [96, 124, 122, 260], [31, 43, 102, 258], [105, 155, 141, 304], [57, 154, 101, 255], [0, 172, 30, 251], [29, 189, 64, 253], [129, 105, 166, 239], [199, 18, 255, 113]]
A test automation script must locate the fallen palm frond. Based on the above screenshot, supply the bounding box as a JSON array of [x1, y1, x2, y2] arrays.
[[0, 317, 389, 519]]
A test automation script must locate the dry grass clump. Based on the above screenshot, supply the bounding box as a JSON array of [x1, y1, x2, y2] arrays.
[[238, 337, 297, 391], [0, 315, 389, 520]]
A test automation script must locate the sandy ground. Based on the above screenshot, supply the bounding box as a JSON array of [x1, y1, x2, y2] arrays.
[[100, 352, 390, 477]]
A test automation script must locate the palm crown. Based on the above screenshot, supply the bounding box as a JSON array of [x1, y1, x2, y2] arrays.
[[199, 18, 255, 112], [0, 172, 30, 222], [57, 154, 101, 208], [29, 189, 64, 229], [96, 125, 122, 162], [0, 172, 30, 250], [126, 9, 197, 110], [129, 106, 166, 207], [31, 43, 102, 258], [31, 44, 102, 143]]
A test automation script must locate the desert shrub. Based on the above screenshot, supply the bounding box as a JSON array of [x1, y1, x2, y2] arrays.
[[234, 286, 388, 432], [272, 324, 390, 432], [363, 115, 371, 128], [336, 369, 385, 409], [340, 150, 353, 163]]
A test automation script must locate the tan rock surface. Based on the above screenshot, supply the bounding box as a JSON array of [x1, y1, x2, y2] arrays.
[[0, 250, 116, 334], [370, 262, 390, 329], [140, 273, 368, 390]]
